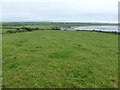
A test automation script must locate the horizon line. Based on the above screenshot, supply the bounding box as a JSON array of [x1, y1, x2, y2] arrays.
[[0, 21, 118, 24]]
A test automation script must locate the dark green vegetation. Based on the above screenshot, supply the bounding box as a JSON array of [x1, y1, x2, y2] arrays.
[[2, 22, 118, 88], [2, 22, 117, 29]]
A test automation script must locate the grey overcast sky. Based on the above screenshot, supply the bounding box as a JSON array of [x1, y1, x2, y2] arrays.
[[0, 0, 119, 23]]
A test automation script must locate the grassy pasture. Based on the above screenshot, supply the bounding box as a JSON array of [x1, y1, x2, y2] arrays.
[[2, 28, 118, 88]]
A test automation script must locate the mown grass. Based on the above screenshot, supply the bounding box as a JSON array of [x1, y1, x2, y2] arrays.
[[2, 30, 118, 88]]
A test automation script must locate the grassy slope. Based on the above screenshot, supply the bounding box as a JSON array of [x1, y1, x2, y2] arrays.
[[0, 18, 1, 88], [2, 30, 118, 88]]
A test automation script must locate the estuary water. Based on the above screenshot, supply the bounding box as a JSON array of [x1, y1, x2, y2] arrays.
[[70, 25, 119, 32]]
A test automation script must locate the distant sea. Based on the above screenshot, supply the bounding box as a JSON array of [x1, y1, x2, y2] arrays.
[[72, 25, 118, 32]]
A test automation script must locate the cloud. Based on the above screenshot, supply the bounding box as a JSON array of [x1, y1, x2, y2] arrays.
[[1, 0, 118, 22]]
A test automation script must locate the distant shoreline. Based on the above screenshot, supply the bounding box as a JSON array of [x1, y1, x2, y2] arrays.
[[0, 21, 118, 25]]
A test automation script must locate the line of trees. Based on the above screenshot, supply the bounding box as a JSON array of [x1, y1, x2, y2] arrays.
[[6, 27, 44, 33]]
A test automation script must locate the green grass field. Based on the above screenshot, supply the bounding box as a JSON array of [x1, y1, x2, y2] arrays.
[[2, 29, 118, 88], [0, 28, 2, 89]]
